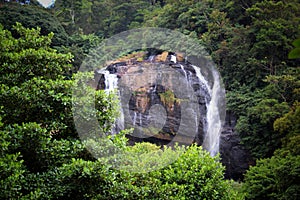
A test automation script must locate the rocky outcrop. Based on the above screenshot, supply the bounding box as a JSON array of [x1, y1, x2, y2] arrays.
[[95, 51, 207, 145], [220, 112, 253, 180], [95, 51, 252, 180]]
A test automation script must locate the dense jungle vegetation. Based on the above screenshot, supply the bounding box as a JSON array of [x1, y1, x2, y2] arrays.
[[0, 0, 299, 199]]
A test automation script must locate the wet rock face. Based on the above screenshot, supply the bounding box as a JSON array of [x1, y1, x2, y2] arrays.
[[95, 51, 208, 145], [220, 112, 253, 180], [95, 51, 251, 180]]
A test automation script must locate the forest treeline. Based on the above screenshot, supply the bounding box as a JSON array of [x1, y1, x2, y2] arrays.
[[0, 0, 299, 199]]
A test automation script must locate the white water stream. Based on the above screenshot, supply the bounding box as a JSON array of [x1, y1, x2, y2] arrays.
[[103, 70, 124, 132], [192, 65, 222, 156], [180, 64, 188, 80], [102, 64, 222, 156], [104, 71, 118, 93]]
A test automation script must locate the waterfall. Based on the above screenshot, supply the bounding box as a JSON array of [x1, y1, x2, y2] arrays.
[[149, 55, 155, 62], [103, 70, 124, 133], [192, 66, 211, 95], [139, 112, 142, 126], [99, 60, 223, 155], [132, 111, 137, 126], [153, 84, 157, 93], [104, 71, 118, 93], [192, 65, 222, 156], [180, 64, 188, 80], [170, 55, 177, 63], [132, 111, 143, 127]]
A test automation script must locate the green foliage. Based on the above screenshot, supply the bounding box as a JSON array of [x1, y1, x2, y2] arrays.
[[289, 38, 300, 59], [53, 0, 151, 36], [264, 68, 300, 103], [58, 33, 102, 71], [0, 23, 114, 195], [0, 23, 74, 138], [226, 86, 264, 117], [201, 9, 231, 53], [236, 98, 289, 158], [0, 24, 123, 199], [0, 121, 82, 199], [217, 0, 300, 158], [159, 89, 181, 107], [90, 143, 243, 199], [248, 99, 289, 125], [0, 24, 118, 139], [143, 0, 213, 36], [0, 22, 72, 86], [274, 102, 300, 136], [0, 152, 25, 199], [230, 67, 300, 158], [243, 154, 300, 200], [245, 0, 300, 72], [0, 78, 73, 130], [151, 145, 243, 200], [209, 0, 300, 90], [0, 3, 69, 47], [273, 102, 300, 157], [0, 123, 243, 199], [119, 143, 184, 173]]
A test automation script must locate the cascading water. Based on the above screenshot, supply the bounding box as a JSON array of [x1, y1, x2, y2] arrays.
[[132, 111, 137, 126], [104, 71, 118, 93], [205, 70, 222, 156], [170, 55, 177, 63], [98, 55, 223, 156], [180, 64, 188, 80], [139, 112, 142, 126], [103, 70, 124, 133], [192, 65, 222, 156], [148, 55, 155, 62]]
